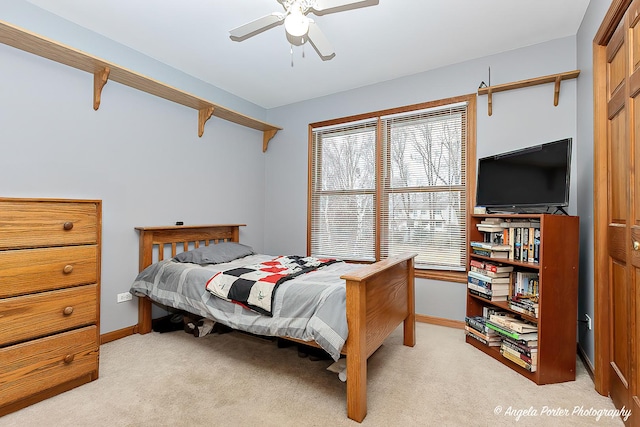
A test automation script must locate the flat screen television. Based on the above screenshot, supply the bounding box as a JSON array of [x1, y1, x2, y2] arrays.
[[475, 138, 571, 213]]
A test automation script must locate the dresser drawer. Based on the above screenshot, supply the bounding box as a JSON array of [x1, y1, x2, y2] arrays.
[[0, 326, 98, 407], [0, 245, 98, 298], [0, 200, 99, 249], [0, 284, 97, 346]]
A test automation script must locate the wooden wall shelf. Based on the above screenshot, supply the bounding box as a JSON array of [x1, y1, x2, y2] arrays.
[[0, 20, 282, 151], [477, 70, 580, 116]]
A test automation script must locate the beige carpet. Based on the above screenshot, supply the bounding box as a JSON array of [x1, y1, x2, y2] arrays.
[[0, 323, 625, 427]]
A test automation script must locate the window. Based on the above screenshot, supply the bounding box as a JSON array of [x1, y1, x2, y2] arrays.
[[309, 95, 476, 275]]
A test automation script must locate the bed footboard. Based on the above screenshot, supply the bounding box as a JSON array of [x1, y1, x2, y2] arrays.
[[340, 252, 416, 422]]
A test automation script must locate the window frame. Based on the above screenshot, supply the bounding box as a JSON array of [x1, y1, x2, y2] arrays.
[[307, 94, 476, 283]]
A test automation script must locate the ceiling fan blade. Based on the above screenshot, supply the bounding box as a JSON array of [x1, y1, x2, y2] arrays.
[[312, 0, 378, 15], [229, 13, 285, 41], [307, 21, 335, 61]]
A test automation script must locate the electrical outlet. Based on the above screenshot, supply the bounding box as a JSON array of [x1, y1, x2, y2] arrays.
[[585, 314, 592, 330], [117, 292, 133, 303]]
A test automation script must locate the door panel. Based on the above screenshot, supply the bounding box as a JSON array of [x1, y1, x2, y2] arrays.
[[612, 260, 630, 383], [609, 110, 628, 222]]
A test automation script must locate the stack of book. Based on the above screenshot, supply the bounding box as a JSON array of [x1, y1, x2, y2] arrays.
[[467, 266, 511, 302], [464, 315, 501, 347], [509, 295, 539, 318], [470, 241, 511, 259], [476, 217, 505, 233], [470, 259, 514, 277], [485, 313, 538, 372], [501, 337, 538, 372]]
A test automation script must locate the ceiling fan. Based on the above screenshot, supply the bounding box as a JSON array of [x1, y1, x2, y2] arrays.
[[229, 0, 379, 61]]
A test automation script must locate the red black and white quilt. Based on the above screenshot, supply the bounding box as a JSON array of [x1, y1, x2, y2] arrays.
[[205, 255, 340, 316]]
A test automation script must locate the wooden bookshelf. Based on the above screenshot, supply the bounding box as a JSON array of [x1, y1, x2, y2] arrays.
[[465, 213, 579, 384]]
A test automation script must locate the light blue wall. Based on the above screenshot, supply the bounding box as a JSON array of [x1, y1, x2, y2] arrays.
[[0, 6, 269, 334], [265, 37, 579, 327], [0, 0, 266, 120], [575, 0, 612, 368]]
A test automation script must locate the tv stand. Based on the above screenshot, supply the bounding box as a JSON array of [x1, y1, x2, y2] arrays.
[[553, 207, 569, 215]]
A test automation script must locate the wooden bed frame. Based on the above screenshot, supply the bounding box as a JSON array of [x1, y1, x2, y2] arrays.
[[135, 224, 416, 423]]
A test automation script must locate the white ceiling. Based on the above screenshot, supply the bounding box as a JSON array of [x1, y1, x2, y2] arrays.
[[23, 0, 591, 109]]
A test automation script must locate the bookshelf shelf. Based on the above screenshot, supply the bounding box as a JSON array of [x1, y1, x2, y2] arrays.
[[465, 213, 579, 385], [467, 294, 538, 323], [469, 254, 541, 271]]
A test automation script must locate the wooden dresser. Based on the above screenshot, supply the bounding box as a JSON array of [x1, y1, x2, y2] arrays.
[[0, 198, 101, 416]]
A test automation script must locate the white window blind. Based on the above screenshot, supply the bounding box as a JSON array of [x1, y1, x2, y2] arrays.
[[310, 119, 378, 261], [310, 100, 468, 271], [381, 103, 467, 270]]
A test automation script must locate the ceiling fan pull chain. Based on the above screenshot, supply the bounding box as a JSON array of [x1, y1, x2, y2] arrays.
[[291, 44, 294, 67], [302, 40, 305, 58]]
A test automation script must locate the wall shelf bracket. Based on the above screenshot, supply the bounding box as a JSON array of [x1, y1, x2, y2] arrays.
[[263, 129, 278, 152], [198, 106, 214, 137], [93, 66, 110, 110], [487, 88, 493, 116], [477, 70, 580, 116]]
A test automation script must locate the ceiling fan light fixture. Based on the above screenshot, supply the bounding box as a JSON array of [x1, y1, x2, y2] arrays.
[[284, 8, 310, 37]]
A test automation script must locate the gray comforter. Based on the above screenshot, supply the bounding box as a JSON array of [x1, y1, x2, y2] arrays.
[[130, 254, 362, 360]]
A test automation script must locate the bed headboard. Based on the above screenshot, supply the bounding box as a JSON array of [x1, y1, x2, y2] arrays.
[[135, 224, 245, 271], [134, 224, 245, 333]]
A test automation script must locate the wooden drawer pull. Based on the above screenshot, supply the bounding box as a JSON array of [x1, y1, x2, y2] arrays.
[[63, 354, 75, 364], [63, 264, 74, 274], [63, 306, 74, 316], [63, 221, 74, 231]]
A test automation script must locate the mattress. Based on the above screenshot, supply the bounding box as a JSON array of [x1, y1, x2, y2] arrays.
[[130, 254, 362, 360]]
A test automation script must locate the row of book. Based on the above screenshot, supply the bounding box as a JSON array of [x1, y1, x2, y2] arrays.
[[474, 217, 541, 263], [465, 307, 538, 372]]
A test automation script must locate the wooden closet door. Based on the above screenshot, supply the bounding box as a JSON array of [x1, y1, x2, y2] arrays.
[[605, 15, 631, 416], [629, 1, 640, 418], [596, 1, 640, 425], [600, 2, 640, 423]]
